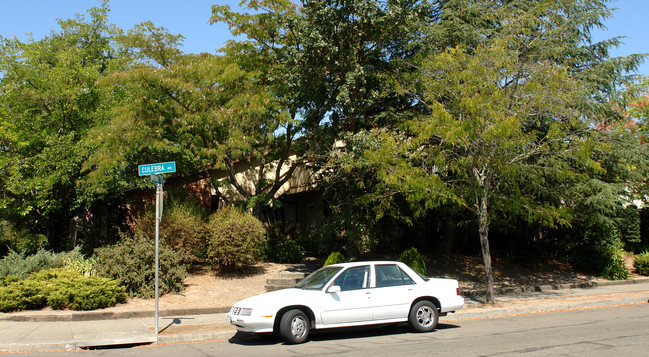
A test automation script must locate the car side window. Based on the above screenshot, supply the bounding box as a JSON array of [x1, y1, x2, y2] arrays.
[[333, 266, 370, 291], [375, 264, 415, 287]]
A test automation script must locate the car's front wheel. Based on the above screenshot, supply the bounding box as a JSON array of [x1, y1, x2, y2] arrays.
[[409, 300, 439, 332], [279, 309, 310, 344]]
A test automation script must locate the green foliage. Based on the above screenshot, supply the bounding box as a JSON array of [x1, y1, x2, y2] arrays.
[[204, 208, 266, 271], [309, 203, 380, 257], [134, 191, 208, 262], [0, 275, 20, 287], [634, 252, 649, 276], [568, 244, 610, 275], [600, 242, 630, 281], [569, 239, 630, 280], [0, 221, 48, 256], [265, 240, 304, 264], [83, 32, 296, 222], [0, 3, 129, 250], [94, 231, 188, 298], [0, 268, 125, 312], [0, 279, 47, 312], [0, 247, 84, 279], [265, 222, 305, 264], [620, 205, 643, 253], [63, 255, 97, 277], [324, 252, 346, 266], [398, 247, 427, 276]]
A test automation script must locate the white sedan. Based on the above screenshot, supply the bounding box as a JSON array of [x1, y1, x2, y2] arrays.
[[226, 261, 464, 344]]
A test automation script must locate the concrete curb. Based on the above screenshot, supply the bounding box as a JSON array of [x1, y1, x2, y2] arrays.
[[448, 296, 649, 321], [0, 306, 231, 322], [461, 276, 649, 297], [156, 326, 237, 344]]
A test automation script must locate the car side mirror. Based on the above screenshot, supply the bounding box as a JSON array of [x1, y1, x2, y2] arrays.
[[327, 285, 341, 294]]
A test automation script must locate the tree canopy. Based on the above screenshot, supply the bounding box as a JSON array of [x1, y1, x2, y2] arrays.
[[1, 0, 647, 302]]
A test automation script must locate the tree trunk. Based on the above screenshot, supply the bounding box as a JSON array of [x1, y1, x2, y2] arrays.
[[474, 167, 495, 304], [478, 191, 495, 304]]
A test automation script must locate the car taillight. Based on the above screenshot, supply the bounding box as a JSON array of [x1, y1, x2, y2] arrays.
[[456, 288, 461, 296]]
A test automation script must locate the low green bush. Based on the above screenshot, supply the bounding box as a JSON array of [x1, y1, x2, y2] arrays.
[[63, 256, 97, 277], [568, 241, 630, 280], [324, 252, 346, 266], [634, 252, 649, 276], [398, 247, 427, 276], [204, 208, 266, 271], [0, 247, 84, 278], [0, 279, 46, 312], [0, 268, 125, 312], [266, 240, 305, 264], [94, 231, 188, 298], [600, 241, 630, 280], [265, 222, 305, 264]]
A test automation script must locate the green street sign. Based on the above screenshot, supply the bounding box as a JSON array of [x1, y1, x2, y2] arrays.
[[138, 161, 176, 176], [150, 174, 164, 185]]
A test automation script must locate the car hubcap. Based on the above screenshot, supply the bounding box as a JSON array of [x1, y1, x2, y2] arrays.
[[291, 316, 307, 338], [416, 306, 434, 327]]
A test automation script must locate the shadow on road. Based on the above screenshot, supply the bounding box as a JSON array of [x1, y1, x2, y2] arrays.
[[228, 323, 460, 346]]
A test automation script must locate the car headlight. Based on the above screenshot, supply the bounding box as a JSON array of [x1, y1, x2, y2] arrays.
[[230, 307, 253, 316]]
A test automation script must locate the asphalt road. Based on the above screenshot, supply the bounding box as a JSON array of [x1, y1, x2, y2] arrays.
[[21, 303, 649, 356]]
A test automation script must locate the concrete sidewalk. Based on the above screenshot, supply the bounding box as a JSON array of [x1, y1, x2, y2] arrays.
[[0, 278, 648, 352]]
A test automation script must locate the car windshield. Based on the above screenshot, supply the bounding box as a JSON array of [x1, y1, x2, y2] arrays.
[[295, 266, 342, 290]]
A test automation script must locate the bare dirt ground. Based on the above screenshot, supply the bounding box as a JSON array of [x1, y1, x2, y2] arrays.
[[6, 254, 644, 316], [103, 254, 633, 313], [102, 253, 646, 313]]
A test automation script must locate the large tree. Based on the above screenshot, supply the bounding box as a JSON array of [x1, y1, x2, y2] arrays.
[[344, 0, 646, 303], [211, 0, 432, 152], [81, 21, 299, 220], [0, 3, 125, 250]]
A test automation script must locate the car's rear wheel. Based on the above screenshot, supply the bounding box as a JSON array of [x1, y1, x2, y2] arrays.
[[279, 309, 310, 344], [409, 300, 439, 332]]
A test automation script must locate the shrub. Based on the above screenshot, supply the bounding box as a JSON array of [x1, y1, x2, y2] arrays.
[[0, 247, 84, 278], [265, 222, 305, 264], [602, 239, 630, 280], [63, 256, 97, 276], [634, 252, 649, 276], [34, 269, 126, 311], [0, 279, 47, 312], [398, 247, 427, 276], [324, 252, 346, 266], [0, 275, 20, 287], [266, 240, 305, 264], [0, 268, 125, 312], [134, 191, 207, 262], [204, 208, 266, 271], [0, 221, 47, 256], [94, 231, 188, 298], [568, 244, 609, 274]]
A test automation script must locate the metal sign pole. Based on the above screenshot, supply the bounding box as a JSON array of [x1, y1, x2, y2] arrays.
[[138, 163, 174, 336], [154, 182, 163, 335]]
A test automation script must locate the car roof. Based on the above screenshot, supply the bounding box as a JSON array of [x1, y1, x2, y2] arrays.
[[326, 261, 406, 268]]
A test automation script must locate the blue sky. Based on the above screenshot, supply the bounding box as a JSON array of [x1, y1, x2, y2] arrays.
[[0, 0, 647, 76]]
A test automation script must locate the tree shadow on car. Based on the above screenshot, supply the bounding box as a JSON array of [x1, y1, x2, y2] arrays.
[[228, 323, 460, 346]]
